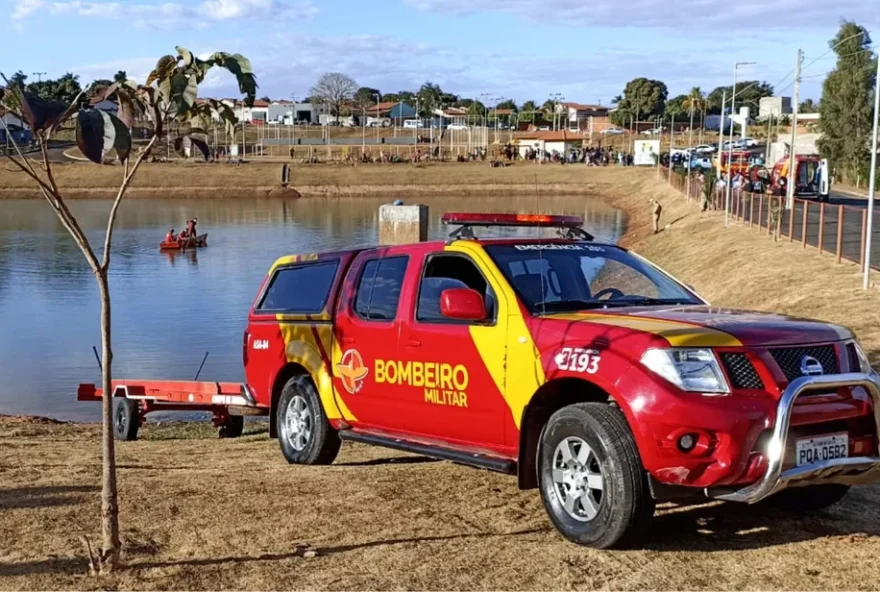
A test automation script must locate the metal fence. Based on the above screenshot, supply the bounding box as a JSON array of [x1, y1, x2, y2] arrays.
[[662, 169, 880, 273]]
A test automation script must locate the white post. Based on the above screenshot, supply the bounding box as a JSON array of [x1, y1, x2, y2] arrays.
[[725, 65, 738, 227], [786, 49, 803, 210], [716, 90, 726, 180], [862, 52, 880, 290]]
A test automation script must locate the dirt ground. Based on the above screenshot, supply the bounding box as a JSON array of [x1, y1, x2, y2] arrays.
[[4, 418, 880, 591], [4, 166, 880, 590]]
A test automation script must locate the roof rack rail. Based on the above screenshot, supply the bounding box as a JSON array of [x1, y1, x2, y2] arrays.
[[441, 212, 594, 242]]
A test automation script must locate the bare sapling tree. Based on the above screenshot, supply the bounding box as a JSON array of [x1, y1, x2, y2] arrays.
[[310, 72, 358, 123], [0, 46, 255, 573]]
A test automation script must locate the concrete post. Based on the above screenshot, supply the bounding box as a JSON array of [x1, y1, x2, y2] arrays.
[[378, 203, 429, 245]]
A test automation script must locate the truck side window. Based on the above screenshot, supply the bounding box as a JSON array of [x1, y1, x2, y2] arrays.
[[354, 256, 408, 321], [257, 260, 340, 313], [417, 255, 496, 322]]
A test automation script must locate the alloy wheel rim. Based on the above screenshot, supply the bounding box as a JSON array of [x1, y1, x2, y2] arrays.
[[284, 395, 312, 451], [552, 436, 605, 522]]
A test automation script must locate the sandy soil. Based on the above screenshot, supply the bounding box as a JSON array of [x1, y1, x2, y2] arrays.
[[3, 166, 880, 590]]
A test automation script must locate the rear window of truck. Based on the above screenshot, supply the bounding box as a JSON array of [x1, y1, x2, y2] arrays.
[[257, 260, 340, 314]]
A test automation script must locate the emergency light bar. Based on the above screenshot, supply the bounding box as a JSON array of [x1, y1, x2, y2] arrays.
[[441, 212, 594, 241]]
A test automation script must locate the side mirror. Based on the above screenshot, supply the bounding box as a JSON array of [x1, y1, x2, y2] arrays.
[[440, 288, 487, 321]]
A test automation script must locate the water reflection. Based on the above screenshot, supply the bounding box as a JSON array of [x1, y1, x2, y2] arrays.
[[0, 195, 625, 420]]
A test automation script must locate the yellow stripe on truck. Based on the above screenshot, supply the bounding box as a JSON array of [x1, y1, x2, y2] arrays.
[[446, 242, 545, 429], [547, 313, 742, 348]]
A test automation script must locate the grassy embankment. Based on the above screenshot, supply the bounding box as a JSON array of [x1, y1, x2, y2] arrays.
[[2, 166, 880, 590]]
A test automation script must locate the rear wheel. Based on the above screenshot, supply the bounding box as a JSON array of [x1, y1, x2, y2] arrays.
[[113, 397, 140, 441], [276, 376, 340, 465], [218, 415, 244, 439], [769, 484, 849, 512], [538, 403, 654, 549]]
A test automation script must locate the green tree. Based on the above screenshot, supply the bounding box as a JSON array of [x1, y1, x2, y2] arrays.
[[1, 46, 254, 573], [799, 98, 818, 113], [495, 99, 518, 112], [9, 71, 27, 89], [380, 92, 400, 103], [310, 72, 358, 123], [27, 73, 83, 104], [417, 81, 443, 115], [609, 78, 668, 126], [467, 100, 486, 123], [519, 100, 537, 122], [113, 70, 128, 84], [665, 94, 688, 118], [355, 86, 380, 108], [706, 81, 773, 114], [817, 21, 876, 184]]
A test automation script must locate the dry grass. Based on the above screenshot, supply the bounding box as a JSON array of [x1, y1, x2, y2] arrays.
[[4, 418, 880, 591], [4, 167, 880, 590], [0, 160, 623, 199]]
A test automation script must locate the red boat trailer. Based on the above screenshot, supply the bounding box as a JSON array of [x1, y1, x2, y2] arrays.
[[77, 380, 269, 441]]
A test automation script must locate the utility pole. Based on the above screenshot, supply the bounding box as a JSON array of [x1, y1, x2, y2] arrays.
[[786, 49, 803, 210], [668, 112, 675, 187], [862, 51, 880, 290], [32, 71, 46, 83], [727, 61, 756, 226]]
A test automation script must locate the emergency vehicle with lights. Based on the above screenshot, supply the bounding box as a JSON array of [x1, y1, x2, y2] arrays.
[[82, 212, 880, 549]]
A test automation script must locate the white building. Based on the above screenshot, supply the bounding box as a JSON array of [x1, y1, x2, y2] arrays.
[[515, 130, 584, 157], [556, 102, 609, 131], [758, 97, 792, 120]]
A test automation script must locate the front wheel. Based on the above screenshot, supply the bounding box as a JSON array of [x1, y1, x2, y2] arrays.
[[276, 376, 341, 465], [538, 403, 654, 549]]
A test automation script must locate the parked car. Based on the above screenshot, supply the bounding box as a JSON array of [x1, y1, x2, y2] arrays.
[[600, 127, 625, 135], [642, 128, 663, 136], [740, 137, 759, 148], [244, 211, 880, 550], [403, 119, 421, 129], [693, 144, 716, 154], [448, 124, 468, 131], [688, 156, 714, 169], [537, 125, 551, 131]]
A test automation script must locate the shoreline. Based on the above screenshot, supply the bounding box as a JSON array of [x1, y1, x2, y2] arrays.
[[1, 182, 602, 200]]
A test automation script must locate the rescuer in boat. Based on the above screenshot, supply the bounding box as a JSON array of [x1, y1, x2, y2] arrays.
[[185, 218, 198, 239], [165, 228, 176, 243]]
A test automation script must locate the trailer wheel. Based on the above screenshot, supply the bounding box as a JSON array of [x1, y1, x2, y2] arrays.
[[277, 375, 340, 465], [538, 403, 654, 549], [113, 398, 140, 442], [218, 416, 244, 439]]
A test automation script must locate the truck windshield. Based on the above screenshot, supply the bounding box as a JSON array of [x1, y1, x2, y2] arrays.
[[485, 244, 702, 314]]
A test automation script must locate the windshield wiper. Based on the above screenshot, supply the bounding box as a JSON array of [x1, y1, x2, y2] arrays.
[[597, 297, 694, 308], [531, 299, 607, 314]]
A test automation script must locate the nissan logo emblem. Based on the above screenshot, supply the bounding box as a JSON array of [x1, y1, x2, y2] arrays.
[[800, 355, 824, 376]]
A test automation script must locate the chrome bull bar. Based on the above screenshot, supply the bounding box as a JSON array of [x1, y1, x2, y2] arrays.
[[708, 372, 880, 504]]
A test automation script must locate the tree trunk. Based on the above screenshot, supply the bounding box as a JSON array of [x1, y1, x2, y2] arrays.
[[97, 270, 120, 571]]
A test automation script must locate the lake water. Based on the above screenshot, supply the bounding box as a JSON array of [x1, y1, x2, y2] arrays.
[[0, 195, 625, 421]]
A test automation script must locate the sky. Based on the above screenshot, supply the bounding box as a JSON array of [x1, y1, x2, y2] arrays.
[[2, 0, 878, 108]]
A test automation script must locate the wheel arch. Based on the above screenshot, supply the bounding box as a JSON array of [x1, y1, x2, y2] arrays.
[[269, 363, 310, 438], [517, 377, 633, 490]]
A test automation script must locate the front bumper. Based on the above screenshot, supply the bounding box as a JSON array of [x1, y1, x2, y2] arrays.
[[706, 372, 880, 504]]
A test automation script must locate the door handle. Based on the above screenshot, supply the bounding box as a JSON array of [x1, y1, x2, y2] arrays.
[[341, 336, 355, 345], [406, 339, 422, 347]]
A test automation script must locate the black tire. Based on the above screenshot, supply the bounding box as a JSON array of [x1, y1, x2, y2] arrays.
[[276, 375, 340, 465], [113, 397, 140, 441], [768, 484, 850, 512], [218, 415, 244, 439], [538, 403, 654, 549]]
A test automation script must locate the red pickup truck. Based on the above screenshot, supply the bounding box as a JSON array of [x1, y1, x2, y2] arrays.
[[243, 212, 880, 548]]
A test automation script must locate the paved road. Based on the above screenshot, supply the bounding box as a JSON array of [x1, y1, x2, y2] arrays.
[[731, 191, 880, 270]]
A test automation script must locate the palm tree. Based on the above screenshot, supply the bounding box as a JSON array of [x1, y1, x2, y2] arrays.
[[684, 87, 705, 145]]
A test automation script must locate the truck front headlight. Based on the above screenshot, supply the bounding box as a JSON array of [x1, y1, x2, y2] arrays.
[[853, 341, 874, 374], [640, 348, 730, 395]]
